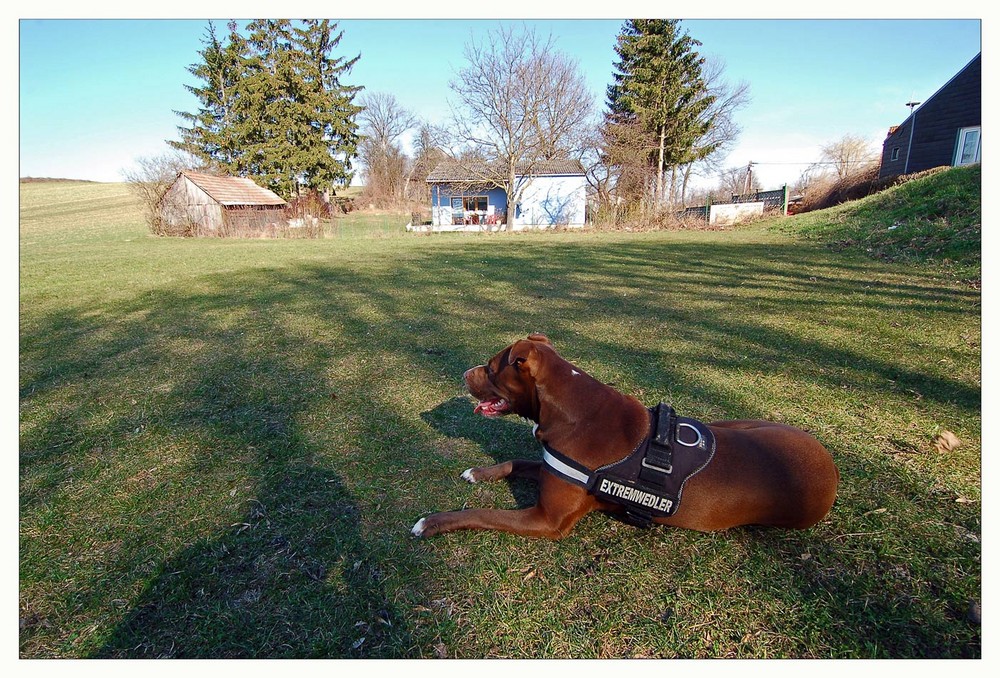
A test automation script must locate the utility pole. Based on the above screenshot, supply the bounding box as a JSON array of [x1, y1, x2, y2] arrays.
[[904, 100, 921, 174], [743, 161, 754, 195]]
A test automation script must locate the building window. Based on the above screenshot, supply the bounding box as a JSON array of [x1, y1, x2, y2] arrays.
[[954, 127, 981, 166], [890, 147, 900, 161], [461, 196, 488, 212]]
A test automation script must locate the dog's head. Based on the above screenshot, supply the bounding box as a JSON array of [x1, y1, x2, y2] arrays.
[[464, 333, 553, 420]]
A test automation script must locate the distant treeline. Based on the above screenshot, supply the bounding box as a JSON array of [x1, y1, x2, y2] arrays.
[[20, 177, 98, 184]]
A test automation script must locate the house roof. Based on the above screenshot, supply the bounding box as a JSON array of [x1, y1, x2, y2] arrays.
[[179, 171, 287, 206], [426, 158, 586, 183], [890, 52, 981, 130]]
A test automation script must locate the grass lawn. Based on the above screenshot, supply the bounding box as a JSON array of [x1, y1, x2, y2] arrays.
[[327, 209, 411, 239], [19, 177, 980, 658]]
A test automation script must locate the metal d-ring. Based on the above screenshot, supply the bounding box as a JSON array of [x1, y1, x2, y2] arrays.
[[675, 422, 704, 448]]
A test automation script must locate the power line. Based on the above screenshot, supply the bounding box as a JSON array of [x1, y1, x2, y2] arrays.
[[750, 160, 881, 166]]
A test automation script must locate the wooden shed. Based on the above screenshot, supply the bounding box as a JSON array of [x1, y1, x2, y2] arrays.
[[159, 171, 288, 236]]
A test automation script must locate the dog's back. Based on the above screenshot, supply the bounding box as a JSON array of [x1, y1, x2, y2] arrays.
[[656, 420, 838, 531]]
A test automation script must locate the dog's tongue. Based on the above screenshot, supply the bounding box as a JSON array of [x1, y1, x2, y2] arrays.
[[474, 398, 508, 417]]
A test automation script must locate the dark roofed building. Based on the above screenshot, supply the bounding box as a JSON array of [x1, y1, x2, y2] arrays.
[[879, 53, 981, 180]]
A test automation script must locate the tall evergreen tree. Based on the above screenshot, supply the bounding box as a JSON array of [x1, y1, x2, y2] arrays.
[[290, 20, 363, 193], [606, 19, 716, 205], [171, 20, 361, 199], [169, 21, 249, 172]]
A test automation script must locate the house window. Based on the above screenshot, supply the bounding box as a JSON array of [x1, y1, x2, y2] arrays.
[[890, 147, 900, 161], [449, 196, 487, 211], [462, 196, 488, 212], [955, 127, 981, 166]]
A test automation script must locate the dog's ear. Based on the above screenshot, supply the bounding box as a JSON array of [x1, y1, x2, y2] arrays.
[[508, 339, 541, 372], [527, 333, 551, 346]]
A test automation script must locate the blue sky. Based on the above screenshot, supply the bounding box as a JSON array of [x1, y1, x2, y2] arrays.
[[17, 12, 983, 191]]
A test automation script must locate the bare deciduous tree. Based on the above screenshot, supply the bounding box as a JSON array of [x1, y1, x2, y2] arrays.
[[676, 57, 751, 205], [406, 124, 446, 203], [716, 164, 761, 198], [820, 133, 879, 181], [590, 117, 658, 219], [441, 25, 594, 226], [121, 149, 204, 234], [358, 91, 418, 206]]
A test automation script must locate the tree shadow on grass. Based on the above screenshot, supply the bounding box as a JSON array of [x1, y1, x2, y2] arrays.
[[21, 275, 424, 658]]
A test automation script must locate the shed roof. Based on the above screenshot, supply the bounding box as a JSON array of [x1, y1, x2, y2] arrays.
[[426, 158, 586, 183], [179, 171, 287, 206]]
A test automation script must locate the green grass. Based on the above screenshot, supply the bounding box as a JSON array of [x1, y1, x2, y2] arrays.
[[328, 209, 411, 239], [791, 164, 981, 284], [19, 176, 980, 658]]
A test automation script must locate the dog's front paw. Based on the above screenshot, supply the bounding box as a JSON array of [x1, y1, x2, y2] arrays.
[[411, 517, 429, 537], [461, 468, 478, 484], [411, 516, 442, 538]]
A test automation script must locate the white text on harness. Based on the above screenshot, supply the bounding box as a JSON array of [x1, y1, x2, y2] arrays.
[[597, 478, 674, 513]]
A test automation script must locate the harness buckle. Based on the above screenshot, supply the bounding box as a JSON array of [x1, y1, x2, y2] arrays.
[[640, 457, 673, 475]]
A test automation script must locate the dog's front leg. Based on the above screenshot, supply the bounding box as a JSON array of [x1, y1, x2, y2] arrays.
[[412, 476, 595, 539], [461, 459, 542, 484]]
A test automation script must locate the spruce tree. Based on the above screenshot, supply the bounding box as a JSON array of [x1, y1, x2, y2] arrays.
[[169, 21, 249, 172], [288, 20, 363, 194], [171, 20, 361, 199], [606, 19, 716, 205], [242, 19, 300, 195]]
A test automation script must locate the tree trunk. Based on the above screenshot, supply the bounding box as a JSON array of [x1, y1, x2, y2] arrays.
[[680, 164, 693, 207], [656, 124, 666, 205], [506, 165, 519, 230]]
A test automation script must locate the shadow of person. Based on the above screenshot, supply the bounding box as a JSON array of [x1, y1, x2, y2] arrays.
[[94, 462, 413, 658]]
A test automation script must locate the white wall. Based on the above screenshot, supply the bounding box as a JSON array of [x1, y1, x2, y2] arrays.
[[512, 175, 587, 228], [709, 201, 764, 226], [430, 204, 452, 227]]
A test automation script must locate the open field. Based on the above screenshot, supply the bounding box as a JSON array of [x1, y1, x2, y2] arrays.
[[19, 179, 980, 658]]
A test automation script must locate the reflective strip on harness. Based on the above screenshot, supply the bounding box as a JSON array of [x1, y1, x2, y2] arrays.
[[541, 448, 591, 487]]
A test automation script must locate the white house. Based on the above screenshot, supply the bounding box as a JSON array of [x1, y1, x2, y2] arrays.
[[424, 159, 587, 231]]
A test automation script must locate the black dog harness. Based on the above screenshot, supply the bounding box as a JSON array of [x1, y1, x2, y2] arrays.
[[540, 403, 716, 528]]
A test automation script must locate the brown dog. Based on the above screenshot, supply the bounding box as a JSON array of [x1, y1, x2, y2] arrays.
[[412, 334, 838, 539]]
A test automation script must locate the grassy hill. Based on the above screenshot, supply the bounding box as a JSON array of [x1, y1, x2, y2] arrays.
[[788, 164, 981, 284], [19, 180, 980, 658]]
